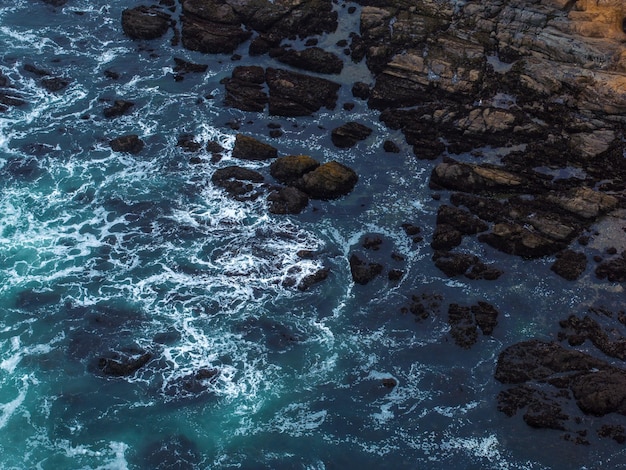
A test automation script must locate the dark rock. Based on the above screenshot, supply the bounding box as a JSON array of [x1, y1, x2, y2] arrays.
[[122, 6, 171, 40], [465, 261, 503, 280], [382, 378, 397, 388], [494, 340, 607, 384], [299, 161, 358, 200], [173, 57, 208, 74], [352, 81, 370, 100], [180, 8, 251, 54], [448, 304, 478, 349], [362, 236, 383, 251], [400, 292, 442, 321], [110, 134, 144, 154], [24, 64, 50, 76], [478, 223, 565, 259], [432, 251, 477, 277], [388, 269, 404, 281], [163, 367, 220, 398], [343, 102, 355, 111], [383, 140, 400, 153], [595, 254, 626, 282], [137, 435, 201, 470], [558, 314, 626, 360], [471, 301, 499, 335], [571, 369, 626, 416], [266, 68, 340, 116], [349, 253, 383, 285], [598, 425, 626, 444], [104, 69, 120, 80], [298, 267, 330, 291], [103, 100, 134, 118], [177, 134, 202, 152], [211, 165, 265, 201], [0, 92, 26, 108], [98, 352, 151, 376], [231, 134, 277, 161], [41, 77, 70, 92], [267, 186, 309, 214], [206, 140, 225, 155], [331, 122, 373, 148], [431, 224, 462, 251], [41, 0, 67, 6], [270, 155, 320, 185], [222, 65, 268, 112], [271, 47, 343, 74], [551, 250, 587, 281], [436, 204, 488, 235]]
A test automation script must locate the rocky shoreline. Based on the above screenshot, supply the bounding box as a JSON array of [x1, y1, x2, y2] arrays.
[[115, 0, 626, 445]]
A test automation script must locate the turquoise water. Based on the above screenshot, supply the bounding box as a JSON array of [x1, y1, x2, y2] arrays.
[[1, 1, 625, 468]]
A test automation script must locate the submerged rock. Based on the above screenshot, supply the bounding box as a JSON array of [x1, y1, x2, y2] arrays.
[[98, 352, 152, 376], [211, 165, 265, 201], [103, 99, 134, 118], [110, 134, 144, 154]]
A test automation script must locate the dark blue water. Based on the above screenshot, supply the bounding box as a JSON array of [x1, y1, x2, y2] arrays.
[[1, 1, 625, 468]]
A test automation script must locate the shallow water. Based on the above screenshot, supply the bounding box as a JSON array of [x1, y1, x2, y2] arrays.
[[1, 1, 626, 469]]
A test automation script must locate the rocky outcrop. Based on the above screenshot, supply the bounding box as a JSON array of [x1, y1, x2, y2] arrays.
[[122, 6, 171, 40], [231, 134, 277, 161], [330, 122, 373, 148], [103, 99, 135, 118], [211, 166, 265, 201], [98, 352, 152, 376], [266, 68, 340, 116], [270, 47, 343, 74], [110, 134, 144, 154], [349, 253, 383, 285], [551, 250, 587, 280], [299, 161, 358, 200], [270, 155, 320, 185], [221, 66, 340, 116]]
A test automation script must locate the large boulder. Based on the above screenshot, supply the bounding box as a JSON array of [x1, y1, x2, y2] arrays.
[[266, 68, 340, 116], [231, 134, 277, 161], [330, 122, 373, 148], [269, 155, 320, 185], [110, 134, 144, 154], [270, 47, 343, 74], [299, 161, 358, 200], [122, 6, 171, 40]]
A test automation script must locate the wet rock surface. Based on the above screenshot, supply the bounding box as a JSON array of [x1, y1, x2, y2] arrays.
[[110, 134, 144, 154]]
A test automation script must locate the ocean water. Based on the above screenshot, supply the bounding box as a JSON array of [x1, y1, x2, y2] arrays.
[[1, 1, 625, 469]]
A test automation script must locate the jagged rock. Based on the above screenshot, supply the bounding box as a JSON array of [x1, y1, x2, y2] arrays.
[[211, 165, 265, 201], [572, 369, 626, 416], [431, 224, 462, 251], [270, 47, 343, 74], [222, 65, 268, 112], [266, 68, 340, 116], [448, 304, 478, 349], [430, 159, 526, 194], [267, 186, 309, 214], [177, 134, 202, 152], [330, 122, 373, 148], [110, 134, 144, 154], [495, 340, 607, 385], [478, 223, 565, 259], [472, 301, 499, 335], [173, 57, 208, 74], [383, 140, 400, 153], [98, 352, 151, 376], [400, 292, 442, 321], [551, 250, 587, 280], [103, 100, 134, 118], [352, 81, 371, 100], [299, 161, 358, 200], [432, 251, 478, 277], [0, 92, 26, 108], [595, 253, 626, 282], [559, 314, 626, 360], [546, 187, 619, 219], [349, 253, 383, 285], [41, 77, 70, 92], [269, 155, 320, 185], [231, 134, 277, 161], [436, 205, 489, 235], [122, 6, 171, 40], [297, 267, 330, 291]]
